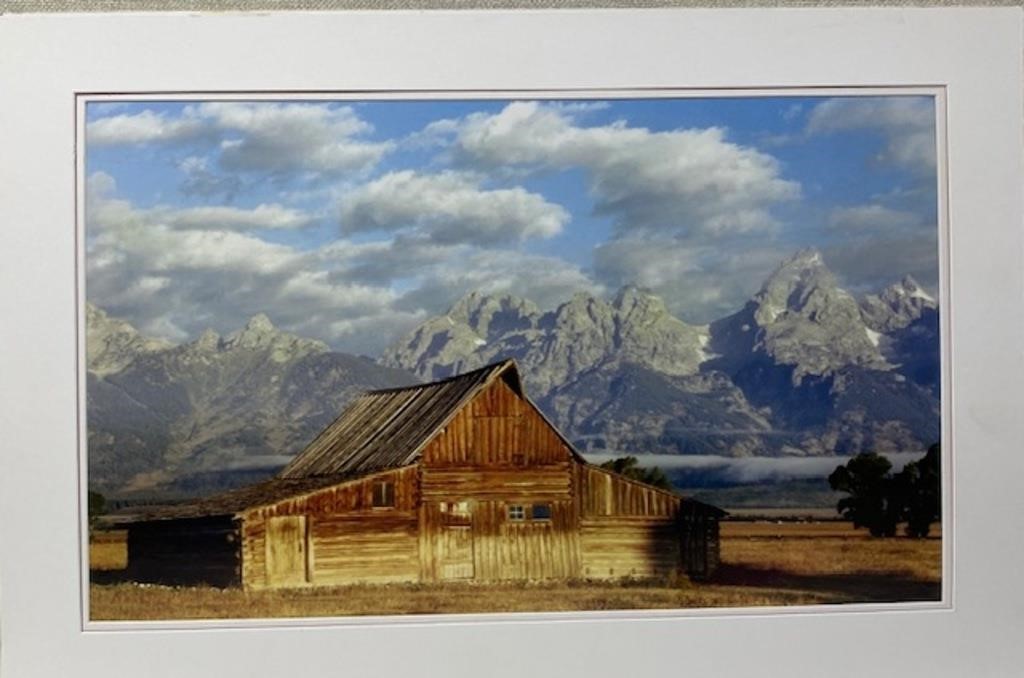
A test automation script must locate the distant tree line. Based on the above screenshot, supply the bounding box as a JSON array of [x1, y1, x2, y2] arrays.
[[828, 443, 940, 538], [88, 490, 107, 527], [599, 456, 672, 490]]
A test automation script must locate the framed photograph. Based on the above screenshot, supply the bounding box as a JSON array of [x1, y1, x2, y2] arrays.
[[1, 8, 1022, 678]]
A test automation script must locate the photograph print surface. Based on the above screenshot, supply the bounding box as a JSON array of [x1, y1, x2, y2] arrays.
[[83, 93, 943, 620]]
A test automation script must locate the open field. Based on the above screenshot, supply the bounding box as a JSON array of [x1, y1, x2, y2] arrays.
[[89, 520, 941, 620], [90, 530, 128, 570]]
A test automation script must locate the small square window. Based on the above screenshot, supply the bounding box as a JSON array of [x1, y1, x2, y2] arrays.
[[372, 480, 395, 508], [531, 503, 552, 520], [507, 505, 525, 521]]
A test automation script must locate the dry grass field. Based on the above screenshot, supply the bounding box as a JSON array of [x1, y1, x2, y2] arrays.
[[88, 520, 941, 621], [90, 530, 128, 571]]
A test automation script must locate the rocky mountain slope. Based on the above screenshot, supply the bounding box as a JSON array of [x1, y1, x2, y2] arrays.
[[706, 249, 890, 383], [86, 248, 940, 497], [382, 286, 710, 391], [383, 249, 941, 458], [860, 275, 937, 333], [860, 276, 941, 395], [86, 304, 174, 376], [86, 305, 416, 496]]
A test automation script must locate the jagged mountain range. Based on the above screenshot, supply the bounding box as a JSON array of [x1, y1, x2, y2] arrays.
[[87, 248, 940, 497], [382, 249, 940, 457], [86, 306, 415, 496]]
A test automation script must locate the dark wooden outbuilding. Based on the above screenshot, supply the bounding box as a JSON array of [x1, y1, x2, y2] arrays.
[[124, 359, 724, 589]]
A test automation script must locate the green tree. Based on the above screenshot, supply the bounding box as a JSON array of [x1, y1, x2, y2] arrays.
[[894, 443, 940, 538], [828, 453, 901, 537], [829, 446, 941, 538], [599, 456, 672, 490], [87, 490, 107, 524]]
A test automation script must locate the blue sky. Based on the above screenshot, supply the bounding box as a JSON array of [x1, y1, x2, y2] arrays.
[[84, 96, 939, 355]]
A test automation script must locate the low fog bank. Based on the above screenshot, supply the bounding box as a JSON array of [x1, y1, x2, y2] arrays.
[[210, 451, 930, 487], [216, 454, 294, 471], [583, 452, 927, 487]]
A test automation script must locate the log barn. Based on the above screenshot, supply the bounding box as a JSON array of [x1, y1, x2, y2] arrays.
[[123, 359, 724, 589]]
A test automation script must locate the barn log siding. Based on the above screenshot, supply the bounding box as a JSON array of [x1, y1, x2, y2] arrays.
[[421, 378, 572, 467], [577, 465, 679, 518], [240, 467, 419, 589], [419, 497, 580, 582], [580, 518, 682, 579], [119, 360, 723, 591], [577, 465, 688, 579]]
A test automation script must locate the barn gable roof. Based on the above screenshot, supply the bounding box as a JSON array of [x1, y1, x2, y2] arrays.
[[279, 358, 583, 479]]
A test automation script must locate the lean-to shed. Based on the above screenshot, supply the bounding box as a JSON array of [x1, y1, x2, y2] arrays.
[[123, 359, 724, 589]]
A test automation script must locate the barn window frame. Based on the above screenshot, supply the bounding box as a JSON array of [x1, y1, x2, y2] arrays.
[[371, 480, 395, 508], [507, 504, 525, 521], [530, 503, 552, 521], [441, 500, 471, 517]]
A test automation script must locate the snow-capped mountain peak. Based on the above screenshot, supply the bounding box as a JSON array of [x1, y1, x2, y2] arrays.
[[861, 275, 938, 333]]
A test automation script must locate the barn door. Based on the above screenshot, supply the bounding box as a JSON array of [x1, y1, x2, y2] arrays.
[[439, 501, 474, 580], [440, 527, 474, 579], [265, 515, 309, 587]]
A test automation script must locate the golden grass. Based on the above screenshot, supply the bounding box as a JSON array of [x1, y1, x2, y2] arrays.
[[89, 530, 128, 570], [722, 520, 942, 540], [715, 521, 942, 603], [90, 579, 831, 621], [88, 521, 941, 621]]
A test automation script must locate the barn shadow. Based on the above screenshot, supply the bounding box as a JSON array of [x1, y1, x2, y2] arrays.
[[710, 563, 941, 603]]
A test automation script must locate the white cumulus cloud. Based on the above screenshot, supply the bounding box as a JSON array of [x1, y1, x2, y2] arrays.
[[594, 240, 791, 323], [84, 174, 595, 355], [84, 175, 407, 353], [87, 102, 393, 178], [806, 97, 936, 174], [338, 170, 570, 246], [87, 172, 316, 232], [419, 101, 801, 321], [448, 101, 799, 239], [827, 204, 922, 233], [202, 102, 392, 175], [393, 248, 603, 315], [160, 204, 316, 231], [177, 156, 243, 201], [86, 109, 210, 146], [822, 200, 938, 293]]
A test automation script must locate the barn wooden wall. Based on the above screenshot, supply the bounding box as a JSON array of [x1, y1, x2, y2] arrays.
[[417, 378, 581, 581], [420, 378, 572, 467], [579, 518, 682, 578], [418, 496, 580, 582], [576, 465, 679, 518], [240, 467, 420, 589], [232, 377, 720, 588], [576, 465, 685, 579]]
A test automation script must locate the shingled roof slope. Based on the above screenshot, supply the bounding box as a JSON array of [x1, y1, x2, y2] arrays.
[[279, 359, 540, 478]]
